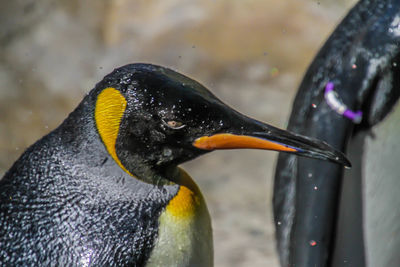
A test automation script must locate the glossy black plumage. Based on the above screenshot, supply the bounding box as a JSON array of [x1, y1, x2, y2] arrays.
[[274, 0, 400, 266]]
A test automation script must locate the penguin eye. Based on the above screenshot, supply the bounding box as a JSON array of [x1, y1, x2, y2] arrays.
[[162, 119, 186, 130]]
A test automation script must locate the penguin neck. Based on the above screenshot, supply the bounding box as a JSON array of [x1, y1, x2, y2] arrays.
[[118, 155, 174, 186], [114, 153, 183, 187], [111, 146, 194, 190]]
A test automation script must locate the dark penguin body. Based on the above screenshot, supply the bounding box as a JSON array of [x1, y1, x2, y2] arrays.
[[0, 71, 178, 265], [1, 63, 349, 266], [274, 0, 400, 266]]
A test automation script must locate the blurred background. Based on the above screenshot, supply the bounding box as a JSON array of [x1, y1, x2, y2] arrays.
[[0, 0, 357, 266]]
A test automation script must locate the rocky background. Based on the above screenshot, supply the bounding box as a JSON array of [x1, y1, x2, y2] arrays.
[[0, 0, 356, 266]]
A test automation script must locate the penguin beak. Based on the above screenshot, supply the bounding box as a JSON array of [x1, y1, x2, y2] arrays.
[[193, 117, 351, 167]]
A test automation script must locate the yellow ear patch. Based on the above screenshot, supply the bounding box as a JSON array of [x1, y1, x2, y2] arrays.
[[95, 87, 132, 176]]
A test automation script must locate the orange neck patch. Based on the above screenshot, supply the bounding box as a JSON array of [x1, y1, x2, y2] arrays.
[[165, 168, 203, 219], [166, 186, 200, 219], [95, 87, 133, 176]]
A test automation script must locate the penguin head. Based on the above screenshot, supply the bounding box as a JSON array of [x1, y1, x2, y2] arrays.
[[93, 63, 350, 178]]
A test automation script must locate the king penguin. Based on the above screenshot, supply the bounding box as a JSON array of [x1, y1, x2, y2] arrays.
[[0, 63, 350, 266], [274, 0, 400, 266]]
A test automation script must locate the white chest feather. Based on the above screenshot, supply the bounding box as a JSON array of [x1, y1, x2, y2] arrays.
[[146, 175, 213, 267]]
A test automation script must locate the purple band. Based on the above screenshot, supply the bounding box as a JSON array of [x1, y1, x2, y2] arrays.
[[324, 82, 363, 123], [343, 110, 363, 123], [325, 82, 334, 93]]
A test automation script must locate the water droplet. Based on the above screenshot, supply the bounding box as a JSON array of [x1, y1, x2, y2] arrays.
[[163, 148, 172, 157], [393, 62, 397, 67], [308, 173, 313, 178], [352, 64, 357, 69], [314, 186, 318, 190], [277, 221, 281, 225]]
